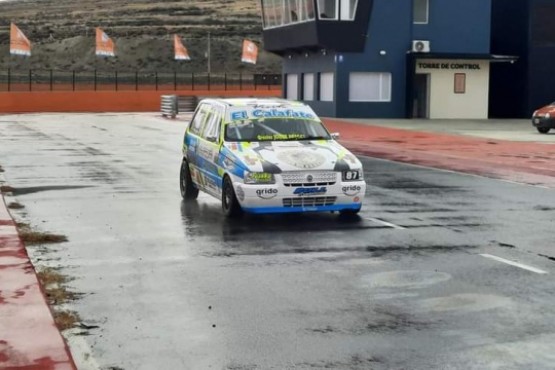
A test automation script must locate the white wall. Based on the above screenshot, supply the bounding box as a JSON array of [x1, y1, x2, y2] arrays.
[[416, 59, 490, 119]]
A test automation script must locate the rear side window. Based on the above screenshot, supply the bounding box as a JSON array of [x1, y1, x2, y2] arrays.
[[189, 104, 209, 135], [201, 107, 223, 143]]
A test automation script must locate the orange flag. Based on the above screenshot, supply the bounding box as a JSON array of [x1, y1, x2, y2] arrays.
[[96, 27, 115, 57], [174, 35, 191, 61], [241, 39, 258, 65], [10, 23, 31, 56]]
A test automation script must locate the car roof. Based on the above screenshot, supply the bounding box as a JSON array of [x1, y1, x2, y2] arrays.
[[199, 98, 307, 109]]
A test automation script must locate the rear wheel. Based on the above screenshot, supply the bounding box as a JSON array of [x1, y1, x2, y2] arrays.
[[222, 176, 242, 217], [180, 159, 199, 200], [537, 127, 550, 134]]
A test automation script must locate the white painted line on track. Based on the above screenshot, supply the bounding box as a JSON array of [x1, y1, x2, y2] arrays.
[[480, 253, 548, 274], [365, 217, 406, 230]]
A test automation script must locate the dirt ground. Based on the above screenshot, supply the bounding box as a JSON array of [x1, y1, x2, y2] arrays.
[[0, 0, 281, 73]]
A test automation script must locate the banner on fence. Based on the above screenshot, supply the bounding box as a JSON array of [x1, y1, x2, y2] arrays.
[[174, 35, 191, 61], [241, 39, 258, 65], [96, 27, 115, 57], [10, 23, 31, 56]]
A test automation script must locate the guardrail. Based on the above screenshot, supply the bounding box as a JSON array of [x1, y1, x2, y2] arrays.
[[0, 69, 282, 92]]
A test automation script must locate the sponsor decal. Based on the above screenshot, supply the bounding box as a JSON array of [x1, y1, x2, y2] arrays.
[[342, 185, 362, 196], [230, 109, 315, 121], [256, 188, 278, 199], [294, 187, 327, 196]]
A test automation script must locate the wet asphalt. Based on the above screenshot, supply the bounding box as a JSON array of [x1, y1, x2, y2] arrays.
[[1, 113, 555, 370]]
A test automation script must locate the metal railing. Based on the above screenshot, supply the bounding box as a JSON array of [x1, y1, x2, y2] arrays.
[[0, 69, 282, 92]]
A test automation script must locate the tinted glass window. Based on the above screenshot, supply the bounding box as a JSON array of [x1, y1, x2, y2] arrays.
[[189, 104, 209, 135], [413, 0, 428, 24]]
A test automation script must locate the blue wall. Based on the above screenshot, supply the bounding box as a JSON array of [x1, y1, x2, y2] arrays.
[[280, 0, 493, 118], [413, 0, 491, 54]]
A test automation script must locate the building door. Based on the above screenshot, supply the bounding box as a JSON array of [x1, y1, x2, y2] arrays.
[[413, 74, 430, 118]]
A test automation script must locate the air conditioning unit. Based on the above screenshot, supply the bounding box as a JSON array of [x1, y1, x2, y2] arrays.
[[412, 40, 431, 53]]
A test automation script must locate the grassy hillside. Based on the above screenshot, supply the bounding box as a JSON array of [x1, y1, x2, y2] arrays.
[[0, 0, 281, 73]]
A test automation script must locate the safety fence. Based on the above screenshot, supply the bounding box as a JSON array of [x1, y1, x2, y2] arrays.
[[0, 69, 282, 92]]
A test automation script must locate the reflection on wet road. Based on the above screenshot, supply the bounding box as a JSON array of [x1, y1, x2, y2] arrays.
[[1, 114, 555, 370]]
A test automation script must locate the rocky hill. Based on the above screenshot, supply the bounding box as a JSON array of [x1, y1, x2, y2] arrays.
[[0, 0, 282, 73]]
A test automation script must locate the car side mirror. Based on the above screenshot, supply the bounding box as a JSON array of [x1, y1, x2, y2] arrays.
[[331, 132, 340, 140]]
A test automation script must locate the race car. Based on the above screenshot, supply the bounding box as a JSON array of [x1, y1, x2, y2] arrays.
[[180, 98, 366, 217]]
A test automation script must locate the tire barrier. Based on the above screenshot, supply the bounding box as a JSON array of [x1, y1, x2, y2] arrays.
[[161, 95, 178, 118], [177, 95, 198, 113]]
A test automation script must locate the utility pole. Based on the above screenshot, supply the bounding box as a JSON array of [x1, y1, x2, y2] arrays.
[[207, 31, 211, 74]]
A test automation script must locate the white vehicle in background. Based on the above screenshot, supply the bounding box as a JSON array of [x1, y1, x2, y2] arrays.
[[180, 98, 366, 217]]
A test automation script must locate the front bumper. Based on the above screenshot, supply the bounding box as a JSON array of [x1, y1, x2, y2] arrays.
[[532, 116, 555, 128], [234, 181, 366, 214]]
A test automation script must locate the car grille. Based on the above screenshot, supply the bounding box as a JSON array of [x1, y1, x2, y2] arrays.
[[283, 197, 337, 208], [281, 171, 337, 187]]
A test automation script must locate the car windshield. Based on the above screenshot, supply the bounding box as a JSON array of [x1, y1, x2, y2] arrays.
[[225, 118, 331, 142]]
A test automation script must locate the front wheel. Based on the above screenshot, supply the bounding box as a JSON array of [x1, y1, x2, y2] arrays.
[[222, 176, 242, 218], [180, 159, 199, 200], [537, 127, 550, 134], [339, 207, 361, 216]]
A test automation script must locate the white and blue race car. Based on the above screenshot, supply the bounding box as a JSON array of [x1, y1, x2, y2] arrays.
[[180, 98, 366, 217]]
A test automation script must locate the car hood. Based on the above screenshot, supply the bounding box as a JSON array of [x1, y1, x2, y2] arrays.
[[535, 105, 555, 115], [223, 140, 362, 173]]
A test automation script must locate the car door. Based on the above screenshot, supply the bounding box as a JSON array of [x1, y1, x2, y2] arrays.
[[196, 105, 224, 197], [184, 103, 210, 190]]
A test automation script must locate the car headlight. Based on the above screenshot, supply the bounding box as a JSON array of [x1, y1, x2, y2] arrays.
[[244, 172, 275, 184], [342, 169, 363, 182]]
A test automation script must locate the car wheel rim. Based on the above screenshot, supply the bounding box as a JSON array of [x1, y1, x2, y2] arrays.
[[224, 183, 232, 210]]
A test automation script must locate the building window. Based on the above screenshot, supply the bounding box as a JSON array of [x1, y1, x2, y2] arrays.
[[413, 0, 429, 24], [319, 72, 334, 101], [286, 74, 299, 100], [340, 0, 358, 20], [262, 0, 316, 29], [303, 73, 315, 101], [454, 73, 466, 94], [317, 0, 338, 20], [349, 72, 392, 102]]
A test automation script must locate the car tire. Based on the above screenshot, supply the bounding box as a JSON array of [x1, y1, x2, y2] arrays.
[[222, 175, 242, 217], [180, 159, 199, 200], [339, 207, 361, 216], [537, 127, 550, 134]]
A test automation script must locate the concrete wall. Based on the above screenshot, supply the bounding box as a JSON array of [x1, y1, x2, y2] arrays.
[[0, 89, 281, 113]]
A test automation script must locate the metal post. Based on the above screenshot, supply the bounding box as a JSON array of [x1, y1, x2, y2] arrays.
[[224, 73, 227, 91], [135, 71, 139, 91], [94, 69, 97, 91], [115, 71, 118, 91], [254, 75, 257, 91], [239, 73, 243, 90], [29, 69, 32, 91], [7, 68, 10, 92], [72, 71, 76, 91], [50, 69, 53, 91], [192, 72, 195, 91], [207, 32, 211, 75], [208, 73, 211, 91], [174, 71, 177, 91], [155, 72, 158, 91]]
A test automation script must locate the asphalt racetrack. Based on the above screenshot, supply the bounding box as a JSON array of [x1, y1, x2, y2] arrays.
[[1, 113, 554, 369]]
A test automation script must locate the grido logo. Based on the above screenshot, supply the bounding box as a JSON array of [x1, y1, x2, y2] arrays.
[[342, 185, 362, 196], [256, 188, 278, 199], [294, 187, 327, 195]]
